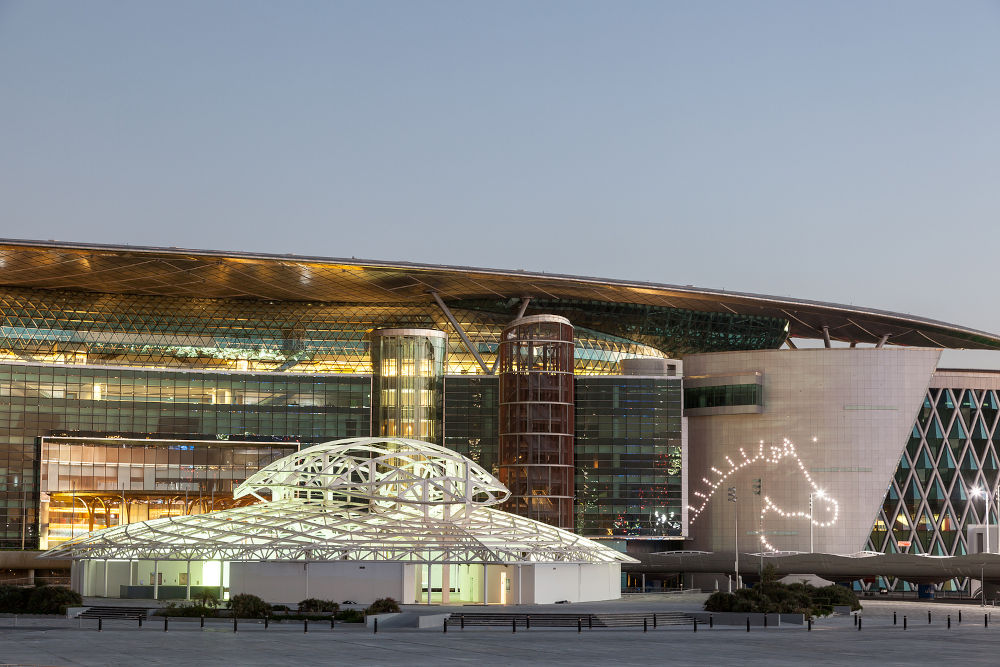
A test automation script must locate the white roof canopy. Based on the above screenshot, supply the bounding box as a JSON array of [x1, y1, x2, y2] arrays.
[[42, 438, 637, 566]]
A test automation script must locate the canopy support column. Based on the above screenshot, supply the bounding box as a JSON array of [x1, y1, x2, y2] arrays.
[[441, 564, 450, 605], [482, 563, 488, 605], [431, 292, 490, 374], [186, 561, 191, 601], [103, 560, 109, 598], [153, 560, 159, 600]]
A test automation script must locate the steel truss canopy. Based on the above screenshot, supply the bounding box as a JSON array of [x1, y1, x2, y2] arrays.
[[0, 239, 997, 350], [42, 438, 637, 565]]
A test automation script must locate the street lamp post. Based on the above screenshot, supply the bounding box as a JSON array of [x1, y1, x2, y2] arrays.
[[728, 487, 739, 589]]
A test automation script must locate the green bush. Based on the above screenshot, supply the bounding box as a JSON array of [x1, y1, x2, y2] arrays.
[[336, 609, 365, 623], [365, 597, 400, 614], [271, 604, 290, 612], [704, 591, 737, 612], [228, 593, 270, 619], [193, 589, 220, 609], [157, 601, 220, 617], [298, 598, 339, 613], [0, 585, 29, 613], [813, 584, 861, 611], [25, 586, 82, 614], [703, 576, 860, 617]]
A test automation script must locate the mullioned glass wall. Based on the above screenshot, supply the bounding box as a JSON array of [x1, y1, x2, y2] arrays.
[[0, 288, 666, 377], [575, 377, 683, 538], [442, 376, 499, 477], [0, 362, 371, 549], [867, 387, 1000, 592]]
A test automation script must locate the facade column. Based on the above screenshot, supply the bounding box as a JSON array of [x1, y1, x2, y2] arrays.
[[482, 563, 488, 605], [427, 563, 433, 605], [80, 560, 88, 596], [26, 568, 35, 585], [153, 560, 159, 600], [441, 564, 450, 605], [103, 560, 109, 598], [185, 561, 191, 601], [303, 562, 309, 599]]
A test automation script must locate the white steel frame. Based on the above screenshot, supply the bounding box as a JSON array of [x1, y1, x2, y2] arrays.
[[43, 438, 636, 566]]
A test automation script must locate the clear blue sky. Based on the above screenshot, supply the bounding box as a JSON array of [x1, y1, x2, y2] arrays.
[[2, 1, 999, 338]]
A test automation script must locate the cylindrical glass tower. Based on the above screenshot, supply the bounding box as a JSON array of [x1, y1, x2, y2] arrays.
[[498, 315, 575, 529], [371, 329, 447, 443]]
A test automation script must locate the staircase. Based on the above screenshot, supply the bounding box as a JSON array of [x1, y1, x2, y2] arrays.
[[77, 606, 151, 620], [444, 611, 693, 629]]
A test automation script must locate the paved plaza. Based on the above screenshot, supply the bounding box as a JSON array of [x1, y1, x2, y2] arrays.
[[2, 600, 1000, 666]]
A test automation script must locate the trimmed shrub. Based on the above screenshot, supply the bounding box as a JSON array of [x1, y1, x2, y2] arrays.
[[365, 597, 400, 614], [157, 601, 220, 618], [298, 598, 339, 613], [0, 585, 29, 613], [813, 584, 862, 611], [336, 609, 365, 623], [703, 578, 860, 617], [26, 586, 82, 614], [228, 593, 270, 619]]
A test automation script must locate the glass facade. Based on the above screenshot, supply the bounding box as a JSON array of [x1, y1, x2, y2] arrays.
[[371, 329, 446, 442], [0, 287, 668, 377], [0, 362, 371, 548], [40, 436, 297, 547], [867, 387, 1000, 592], [575, 377, 683, 538], [683, 383, 761, 410], [443, 376, 499, 477], [453, 298, 789, 357]]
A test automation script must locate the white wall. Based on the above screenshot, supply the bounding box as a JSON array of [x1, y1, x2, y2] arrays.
[[529, 563, 621, 604], [229, 561, 405, 604], [685, 348, 940, 555]]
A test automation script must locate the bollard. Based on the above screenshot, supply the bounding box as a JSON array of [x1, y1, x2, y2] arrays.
[[709, 615, 713, 629], [588, 616, 592, 630], [948, 615, 951, 629], [374, 618, 378, 634], [653, 613, 657, 629], [304, 619, 309, 633], [200, 615, 205, 628], [461, 615, 465, 630], [138, 615, 143, 628], [642, 617, 647, 633], [807, 618, 812, 631], [904, 615, 907, 630], [579, 618, 583, 633], [693, 618, 697, 633], [164, 617, 168, 632], [443, 618, 447, 634], [893, 611, 897, 625], [764, 615, 768, 629], [98, 618, 102, 632], [234, 617, 238, 633], [858, 616, 862, 631], [330, 616, 335, 630], [987, 613, 990, 628], [853, 614, 857, 627], [513, 617, 517, 633], [959, 610, 963, 623], [747, 617, 750, 632], [265, 616, 269, 630], [928, 611, 932, 624], [527, 616, 531, 630]]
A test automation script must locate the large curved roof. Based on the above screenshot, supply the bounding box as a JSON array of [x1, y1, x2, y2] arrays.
[[1, 238, 997, 349]]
